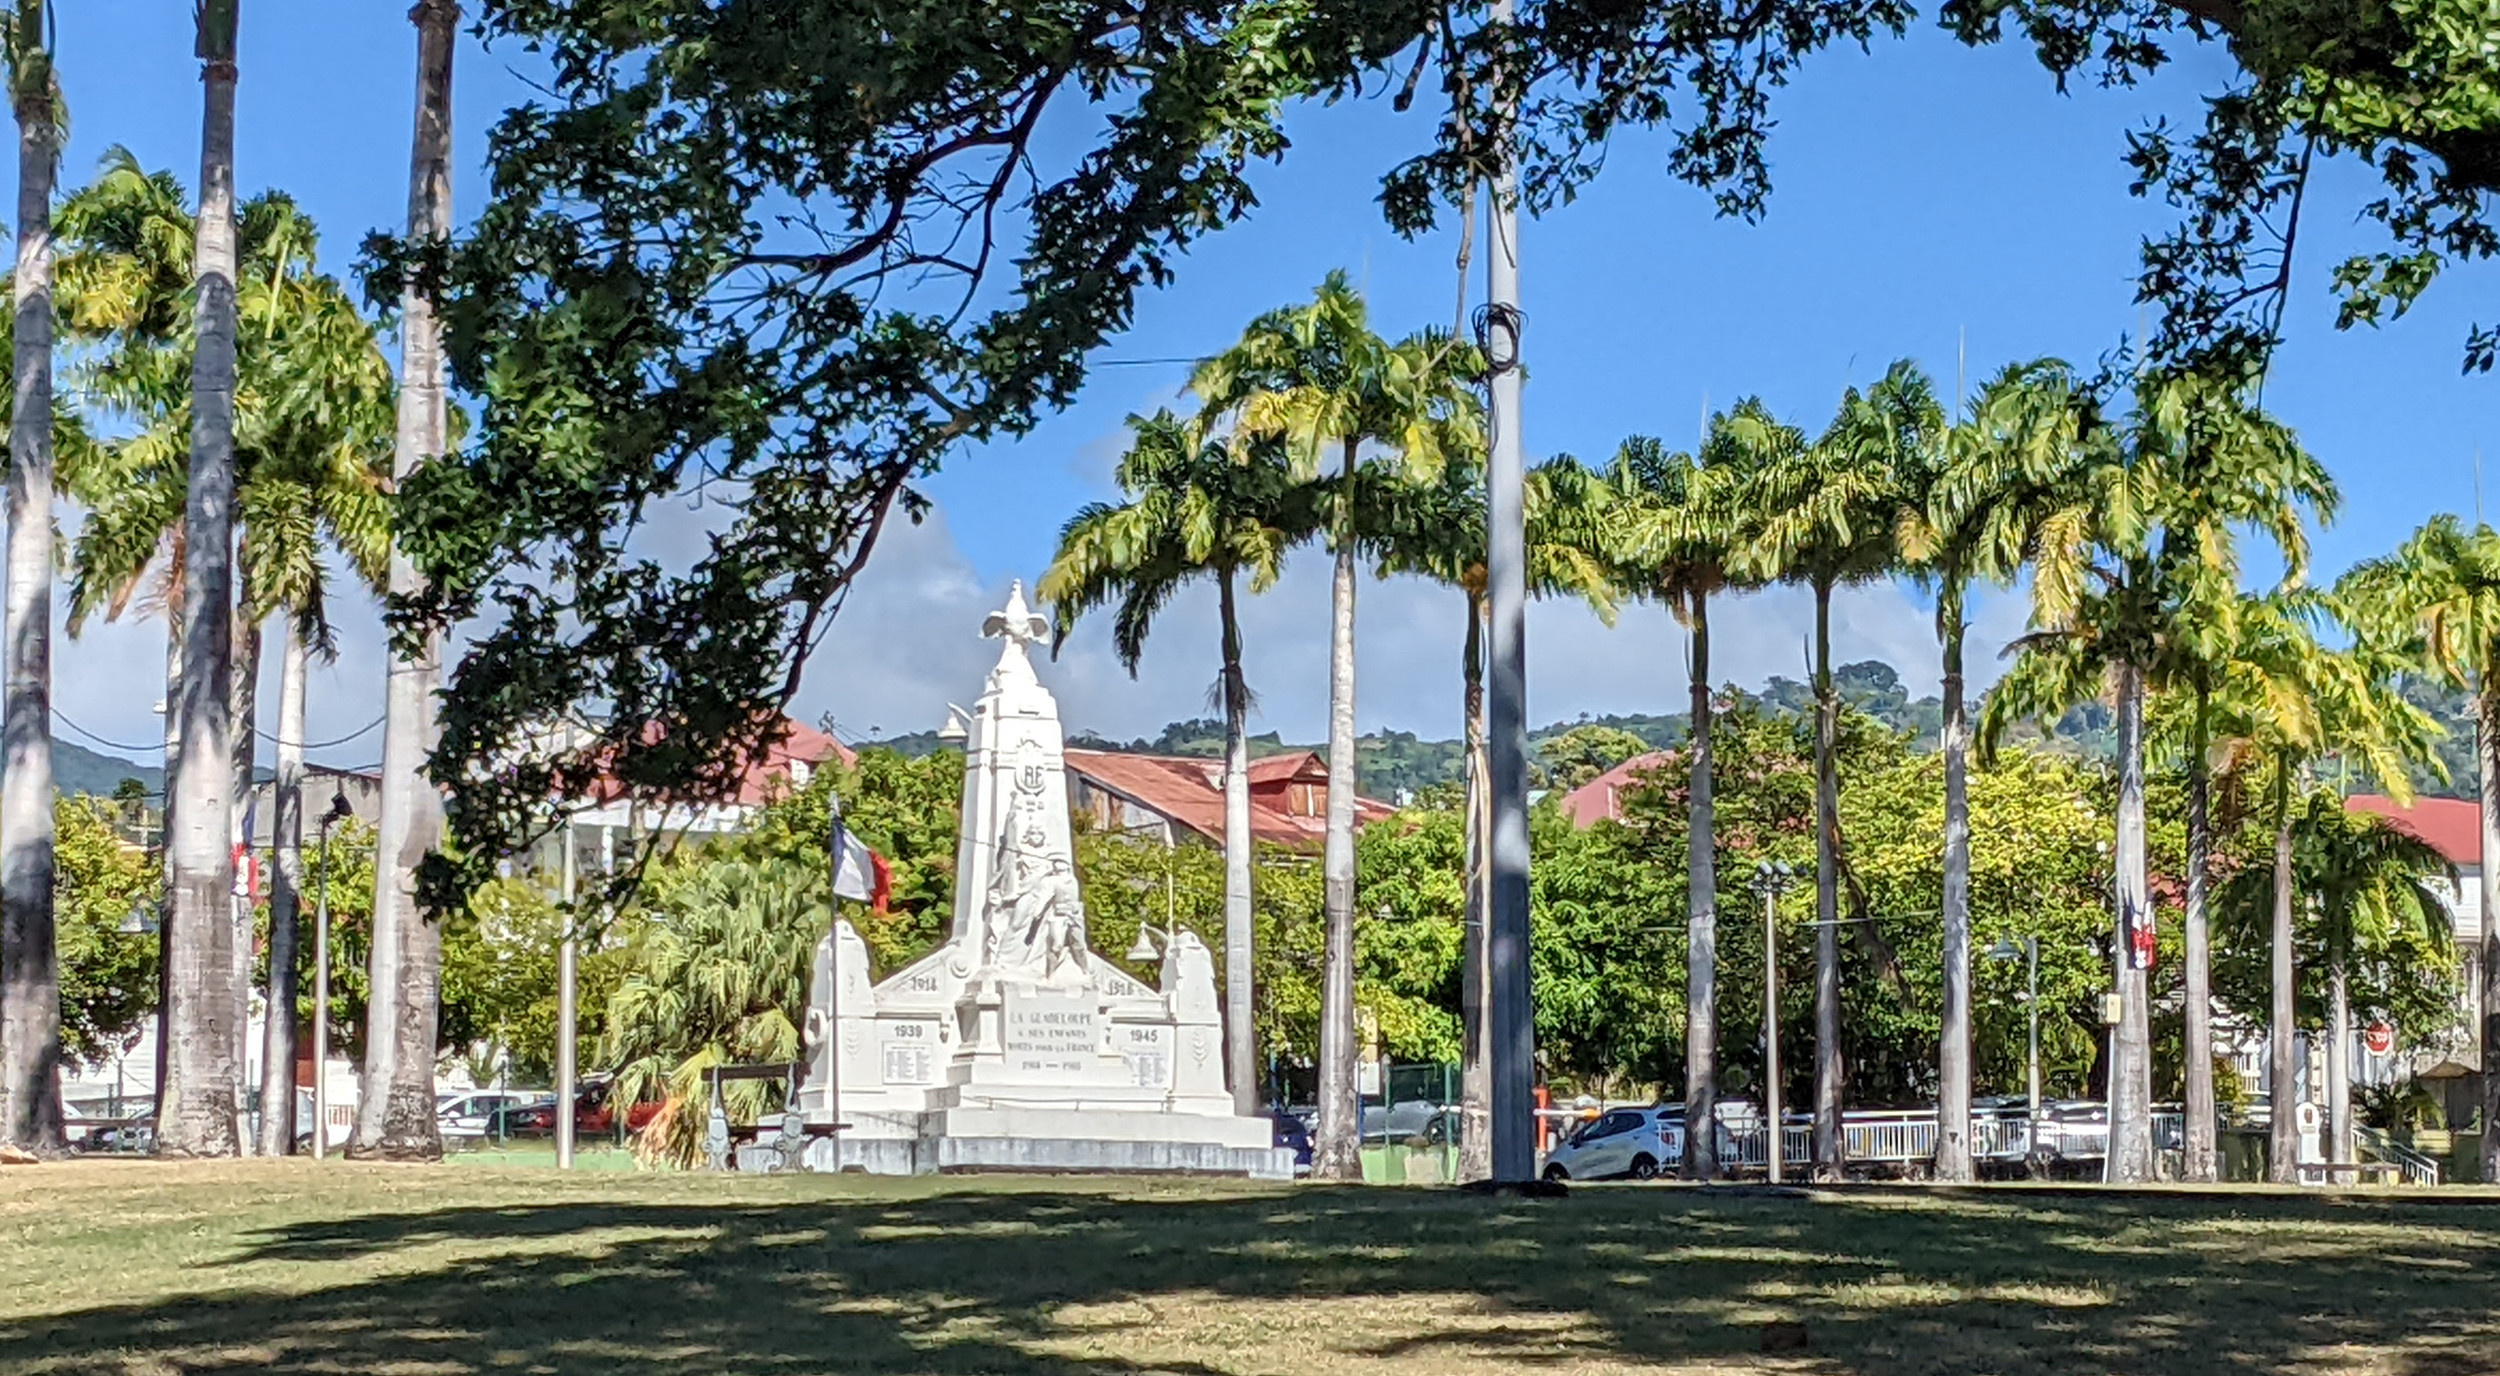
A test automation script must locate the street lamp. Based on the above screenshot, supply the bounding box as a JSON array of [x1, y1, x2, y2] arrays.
[[1751, 860, 1799, 1184], [1126, 920, 1178, 964], [1987, 934, 2042, 1168], [310, 790, 352, 1160], [114, 903, 159, 1124]]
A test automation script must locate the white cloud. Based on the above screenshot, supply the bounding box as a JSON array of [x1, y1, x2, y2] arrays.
[[793, 498, 2040, 749], [38, 492, 2043, 776]]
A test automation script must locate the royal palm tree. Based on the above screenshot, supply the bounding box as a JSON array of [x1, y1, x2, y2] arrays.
[[0, 0, 61, 1154], [2215, 787, 2452, 1176], [1985, 371, 2334, 1183], [2198, 594, 2435, 1180], [356, 0, 459, 1161], [1746, 368, 1931, 1180], [1584, 424, 1765, 1179], [1191, 272, 1483, 1180], [2336, 514, 2500, 1179], [1906, 359, 2096, 1181], [154, 0, 245, 1156], [1041, 411, 1321, 1118], [58, 158, 396, 1153], [2303, 797, 2453, 1171]]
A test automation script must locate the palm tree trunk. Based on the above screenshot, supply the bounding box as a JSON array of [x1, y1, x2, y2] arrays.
[[1934, 579, 1972, 1183], [153, 622, 179, 1108], [2479, 683, 2500, 1186], [2109, 659, 2154, 1183], [254, 619, 305, 1155], [1681, 589, 1718, 1180], [157, 0, 244, 1158], [0, 13, 62, 1155], [353, 0, 456, 1160], [2327, 951, 2351, 1177], [2268, 766, 2298, 1184], [1310, 435, 1362, 1182], [1217, 567, 1256, 1117], [2181, 682, 2218, 1182], [1459, 589, 1490, 1183], [1811, 579, 1844, 1181], [227, 610, 259, 1147]]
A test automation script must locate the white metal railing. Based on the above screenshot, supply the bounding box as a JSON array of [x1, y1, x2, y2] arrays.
[[1647, 1108, 2448, 1183], [1970, 1114, 2034, 1161], [1843, 1111, 1936, 1162], [2151, 1112, 2184, 1151], [2355, 1125, 2444, 1186], [1699, 1109, 2135, 1170]]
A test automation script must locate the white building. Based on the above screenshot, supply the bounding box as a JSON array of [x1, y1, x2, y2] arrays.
[[2346, 794, 2481, 1109]]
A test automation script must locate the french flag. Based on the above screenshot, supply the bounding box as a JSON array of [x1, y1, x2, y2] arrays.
[[830, 818, 892, 914]]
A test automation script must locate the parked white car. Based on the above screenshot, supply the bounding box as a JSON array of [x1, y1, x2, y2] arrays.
[[1541, 1105, 1685, 1181], [437, 1091, 533, 1139]]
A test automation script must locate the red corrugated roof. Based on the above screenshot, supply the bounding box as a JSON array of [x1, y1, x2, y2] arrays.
[[1065, 748, 1391, 847], [1559, 751, 1675, 828], [734, 719, 855, 805], [589, 715, 854, 808], [1247, 752, 1324, 784], [2346, 794, 2482, 868]]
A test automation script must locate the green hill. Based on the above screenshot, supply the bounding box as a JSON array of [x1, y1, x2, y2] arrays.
[[31, 742, 162, 800]]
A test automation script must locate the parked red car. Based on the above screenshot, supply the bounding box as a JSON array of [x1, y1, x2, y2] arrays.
[[484, 1077, 663, 1138]]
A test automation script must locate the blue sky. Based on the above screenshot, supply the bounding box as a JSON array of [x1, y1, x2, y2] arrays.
[[35, 3, 2498, 764]]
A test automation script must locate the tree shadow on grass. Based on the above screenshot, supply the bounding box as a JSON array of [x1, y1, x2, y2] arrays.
[[10, 1183, 2500, 1375]]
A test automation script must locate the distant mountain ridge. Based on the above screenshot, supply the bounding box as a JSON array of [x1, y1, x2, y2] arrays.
[[46, 742, 161, 800], [851, 655, 2484, 801], [865, 660, 1957, 799]]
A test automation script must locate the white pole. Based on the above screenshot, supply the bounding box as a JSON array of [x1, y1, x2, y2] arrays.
[[1482, 0, 1536, 1186], [1765, 885, 1782, 1185], [556, 823, 577, 1168]]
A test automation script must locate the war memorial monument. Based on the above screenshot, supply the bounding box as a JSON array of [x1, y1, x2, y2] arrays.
[[788, 584, 1290, 1177]]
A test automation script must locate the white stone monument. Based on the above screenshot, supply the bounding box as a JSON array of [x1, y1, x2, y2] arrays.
[[792, 583, 1288, 1177]]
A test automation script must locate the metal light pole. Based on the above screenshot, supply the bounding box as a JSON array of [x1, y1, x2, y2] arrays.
[[1988, 934, 2041, 1162], [555, 822, 578, 1169], [309, 791, 350, 1160], [1753, 861, 1797, 1183], [1480, 0, 1536, 1186]]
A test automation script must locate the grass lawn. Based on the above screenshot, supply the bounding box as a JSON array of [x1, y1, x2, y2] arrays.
[[4, 1161, 2495, 1375]]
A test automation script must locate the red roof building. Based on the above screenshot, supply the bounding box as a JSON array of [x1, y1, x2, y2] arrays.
[[1064, 748, 1394, 847], [736, 718, 856, 805], [2345, 794, 2481, 870], [1558, 751, 1674, 828]]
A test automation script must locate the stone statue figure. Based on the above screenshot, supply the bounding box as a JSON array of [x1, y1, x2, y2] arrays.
[[987, 845, 1087, 982], [1016, 856, 1088, 979]]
